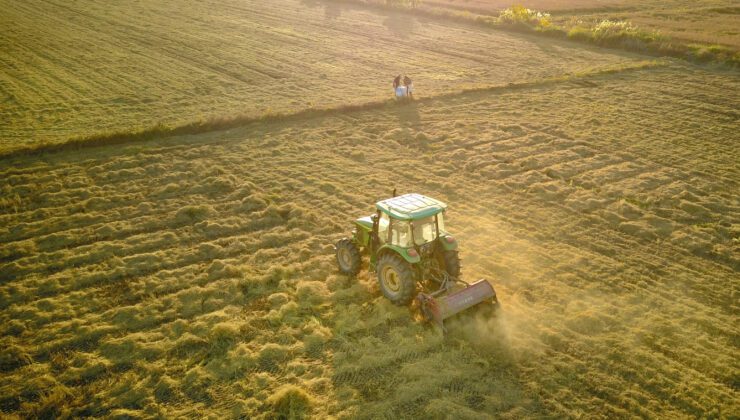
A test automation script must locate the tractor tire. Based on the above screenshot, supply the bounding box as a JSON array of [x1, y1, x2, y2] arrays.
[[335, 238, 361, 275], [377, 253, 416, 305], [442, 250, 461, 279]]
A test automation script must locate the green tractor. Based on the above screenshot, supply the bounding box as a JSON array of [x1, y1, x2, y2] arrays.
[[335, 193, 498, 328]]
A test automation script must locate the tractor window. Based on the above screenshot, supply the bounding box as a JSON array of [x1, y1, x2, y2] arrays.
[[436, 212, 445, 233], [412, 216, 437, 245], [389, 219, 412, 247], [378, 213, 389, 244]]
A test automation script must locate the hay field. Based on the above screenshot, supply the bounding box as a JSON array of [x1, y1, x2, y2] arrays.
[[0, 0, 636, 154], [1, 0, 739, 418], [2, 58, 739, 417]]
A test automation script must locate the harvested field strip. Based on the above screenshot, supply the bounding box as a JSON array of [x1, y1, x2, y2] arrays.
[[1, 61, 737, 417], [0, 59, 663, 159], [0, 0, 642, 152]]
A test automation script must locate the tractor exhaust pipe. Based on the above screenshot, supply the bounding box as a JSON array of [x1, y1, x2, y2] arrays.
[[417, 279, 496, 329]]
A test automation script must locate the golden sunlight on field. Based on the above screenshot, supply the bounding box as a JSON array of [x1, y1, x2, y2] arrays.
[[0, 0, 635, 153], [0, 0, 738, 418]]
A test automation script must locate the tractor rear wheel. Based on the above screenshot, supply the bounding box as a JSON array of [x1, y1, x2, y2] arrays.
[[335, 238, 361, 275], [442, 250, 461, 279], [377, 253, 416, 305]]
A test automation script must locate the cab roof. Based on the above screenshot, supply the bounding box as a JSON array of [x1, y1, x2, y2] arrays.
[[376, 193, 447, 221]]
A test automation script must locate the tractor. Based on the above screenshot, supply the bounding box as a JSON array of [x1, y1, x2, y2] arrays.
[[334, 193, 498, 328]]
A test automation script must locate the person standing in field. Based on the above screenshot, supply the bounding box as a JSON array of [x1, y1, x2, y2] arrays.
[[403, 75, 413, 98], [393, 75, 401, 92]]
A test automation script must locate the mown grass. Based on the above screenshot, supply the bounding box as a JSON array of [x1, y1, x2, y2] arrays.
[[1, 1, 737, 418], [1, 0, 633, 154], [1, 62, 737, 417]]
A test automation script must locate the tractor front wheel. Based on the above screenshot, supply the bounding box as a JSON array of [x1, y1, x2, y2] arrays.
[[377, 253, 416, 305], [335, 238, 361, 275]]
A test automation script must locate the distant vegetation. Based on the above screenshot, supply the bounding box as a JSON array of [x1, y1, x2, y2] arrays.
[[340, 0, 740, 66], [385, 0, 420, 7], [1, 0, 642, 156], [493, 6, 740, 67], [496, 5, 553, 28]]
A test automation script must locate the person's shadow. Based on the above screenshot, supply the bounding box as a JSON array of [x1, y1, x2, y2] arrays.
[[396, 99, 421, 128]]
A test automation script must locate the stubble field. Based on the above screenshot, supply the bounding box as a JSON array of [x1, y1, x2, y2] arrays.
[[1, 0, 739, 419]]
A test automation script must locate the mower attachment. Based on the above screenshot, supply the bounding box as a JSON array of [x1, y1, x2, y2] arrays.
[[417, 279, 496, 329]]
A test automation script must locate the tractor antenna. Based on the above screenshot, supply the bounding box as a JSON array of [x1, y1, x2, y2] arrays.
[[392, 188, 397, 197]]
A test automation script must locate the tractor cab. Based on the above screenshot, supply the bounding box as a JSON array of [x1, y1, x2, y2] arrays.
[[375, 194, 447, 246], [354, 194, 455, 266]]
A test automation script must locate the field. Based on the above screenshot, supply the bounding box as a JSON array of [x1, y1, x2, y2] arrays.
[[425, 0, 740, 48], [0, 0, 636, 154], [1, 0, 739, 418]]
